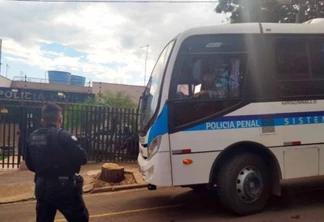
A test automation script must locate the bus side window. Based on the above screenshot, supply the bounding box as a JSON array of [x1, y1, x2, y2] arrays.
[[310, 41, 324, 77], [193, 56, 243, 100], [276, 38, 324, 97], [276, 40, 309, 79]]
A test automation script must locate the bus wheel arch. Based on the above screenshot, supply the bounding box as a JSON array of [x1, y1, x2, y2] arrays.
[[210, 141, 282, 197]]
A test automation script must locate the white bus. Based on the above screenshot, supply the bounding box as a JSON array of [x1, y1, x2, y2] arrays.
[[137, 20, 324, 215]]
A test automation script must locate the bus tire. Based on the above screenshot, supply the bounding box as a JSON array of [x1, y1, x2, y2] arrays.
[[216, 153, 270, 216]]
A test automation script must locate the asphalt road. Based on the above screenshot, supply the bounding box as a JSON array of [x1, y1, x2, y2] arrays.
[[2, 179, 324, 222]]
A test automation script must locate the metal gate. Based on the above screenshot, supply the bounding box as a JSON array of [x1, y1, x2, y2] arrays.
[[0, 102, 139, 168], [0, 104, 41, 168]]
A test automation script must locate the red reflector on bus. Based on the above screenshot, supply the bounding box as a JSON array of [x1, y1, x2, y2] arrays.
[[292, 141, 301, 146], [181, 149, 192, 154], [284, 141, 301, 146]]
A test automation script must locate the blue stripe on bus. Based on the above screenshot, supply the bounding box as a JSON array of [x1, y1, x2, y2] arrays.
[[186, 111, 324, 131], [147, 108, 324, 145], [147, 104, 169, 146], [205, 110, 324, 122]]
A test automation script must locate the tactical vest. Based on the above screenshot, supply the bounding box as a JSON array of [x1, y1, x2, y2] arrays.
[[28, 127, 75, 178]]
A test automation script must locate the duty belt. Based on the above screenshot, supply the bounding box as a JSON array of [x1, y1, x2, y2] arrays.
[[37, 175, 74, 181]]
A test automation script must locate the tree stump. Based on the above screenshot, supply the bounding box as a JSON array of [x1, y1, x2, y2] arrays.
[[100, 163, 125, 183]]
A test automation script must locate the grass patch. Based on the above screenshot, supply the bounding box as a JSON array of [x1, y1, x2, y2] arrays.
[[0, 155, 7, 161]]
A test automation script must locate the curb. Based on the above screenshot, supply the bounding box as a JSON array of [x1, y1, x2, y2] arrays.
[[90, 183, 147, 194], [0, 184, 148, 204], [0, 197, 35, 205]]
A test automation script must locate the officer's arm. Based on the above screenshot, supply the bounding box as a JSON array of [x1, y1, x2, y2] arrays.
[[59, 131, 88, 165], [24, 138, 35, 172]]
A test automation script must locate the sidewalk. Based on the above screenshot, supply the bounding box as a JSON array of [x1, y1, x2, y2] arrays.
[[0, 161, 147, 204]]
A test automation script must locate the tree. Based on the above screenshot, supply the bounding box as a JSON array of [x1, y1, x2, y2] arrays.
[[62, 97, 97, 130], [62, 91, 138, 139], [98, 91, 137, 109], [99, 91, 138, 130], [215, 0, 324, 23]]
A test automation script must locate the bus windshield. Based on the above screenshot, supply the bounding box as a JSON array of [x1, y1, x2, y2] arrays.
[[139, 40, 175, 133]]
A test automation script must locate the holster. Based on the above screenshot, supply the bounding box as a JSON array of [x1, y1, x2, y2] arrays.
[[73, 175, 84, 195]]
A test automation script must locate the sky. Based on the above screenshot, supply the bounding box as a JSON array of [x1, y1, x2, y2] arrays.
[[0, 0, 227, 86]]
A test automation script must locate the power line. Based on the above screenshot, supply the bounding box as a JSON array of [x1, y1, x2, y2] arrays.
[[11, 0, 218, 3]]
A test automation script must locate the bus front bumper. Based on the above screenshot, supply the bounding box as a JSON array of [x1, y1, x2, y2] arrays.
[[137, 152, 172, 187]]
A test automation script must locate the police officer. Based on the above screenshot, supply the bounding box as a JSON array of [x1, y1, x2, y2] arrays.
[[24, 103, 89, 222]]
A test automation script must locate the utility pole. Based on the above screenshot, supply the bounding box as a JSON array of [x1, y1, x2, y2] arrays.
[[140, 45, 149, 86], [6, 64, 9, 78], [0, 39, 2, 75]]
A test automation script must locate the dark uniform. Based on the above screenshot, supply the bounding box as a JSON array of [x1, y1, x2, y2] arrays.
[[24, 123, 89, 222]]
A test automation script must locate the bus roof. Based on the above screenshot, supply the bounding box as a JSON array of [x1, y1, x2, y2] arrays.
[[177, 21, 324, 42]]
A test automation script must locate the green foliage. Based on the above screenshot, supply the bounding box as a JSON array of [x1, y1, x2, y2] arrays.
[[62, 91, 138, 131], [82, 97, 97, 105], [215, 0, 324, 23], [97, 91, 137, 109]]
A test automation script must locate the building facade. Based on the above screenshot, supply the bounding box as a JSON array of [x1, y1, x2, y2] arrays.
[[0, 76, 145, 104]]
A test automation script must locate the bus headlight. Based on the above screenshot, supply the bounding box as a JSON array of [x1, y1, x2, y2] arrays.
[[148, 135, 162, 160]]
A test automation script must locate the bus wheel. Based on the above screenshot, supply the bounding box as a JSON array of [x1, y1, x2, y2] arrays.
[[216, 153, 270, 216]]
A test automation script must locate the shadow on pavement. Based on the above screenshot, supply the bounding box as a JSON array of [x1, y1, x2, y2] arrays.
[[126, 179, 324, 221]]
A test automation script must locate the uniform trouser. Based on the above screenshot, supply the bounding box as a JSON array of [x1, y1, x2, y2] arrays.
[[35, 177, 89, 222]]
